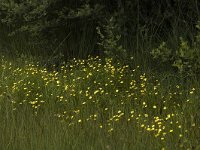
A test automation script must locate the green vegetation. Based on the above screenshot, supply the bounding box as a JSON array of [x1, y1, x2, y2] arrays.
[[151, 21, 200, 75], [0, 56, 199, 149], [0, 0, 200, 149], [0, 0, 199, 58]]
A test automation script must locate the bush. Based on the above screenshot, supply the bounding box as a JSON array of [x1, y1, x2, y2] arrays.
[[151, 21, 200, 75], [96, 16, 128, 64], [0, 0, 103, 57], [0, 0, 199, 59]]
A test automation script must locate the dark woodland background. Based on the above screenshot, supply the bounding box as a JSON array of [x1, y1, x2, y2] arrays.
[[0, 0, 200, 72]]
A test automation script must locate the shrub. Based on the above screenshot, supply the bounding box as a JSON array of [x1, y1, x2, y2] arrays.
[[151, 21, 200, 75], [96, 16, 128, 64], [0, 0, 103, 57]]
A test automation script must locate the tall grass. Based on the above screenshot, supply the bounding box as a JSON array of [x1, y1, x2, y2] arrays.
[[0, 56, 199, 149]]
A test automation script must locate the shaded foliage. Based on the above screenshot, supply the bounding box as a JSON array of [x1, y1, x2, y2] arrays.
[[0, 0, 200, 59], [151, 21, 200, 75]]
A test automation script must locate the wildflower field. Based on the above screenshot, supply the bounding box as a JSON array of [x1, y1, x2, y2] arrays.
[[0, 56, 199, 150]]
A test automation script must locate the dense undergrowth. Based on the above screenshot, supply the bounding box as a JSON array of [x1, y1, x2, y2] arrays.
[[0, 56, 199, 149]]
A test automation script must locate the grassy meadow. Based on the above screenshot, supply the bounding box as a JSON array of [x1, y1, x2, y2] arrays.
[[0, 55, 199, 149]]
